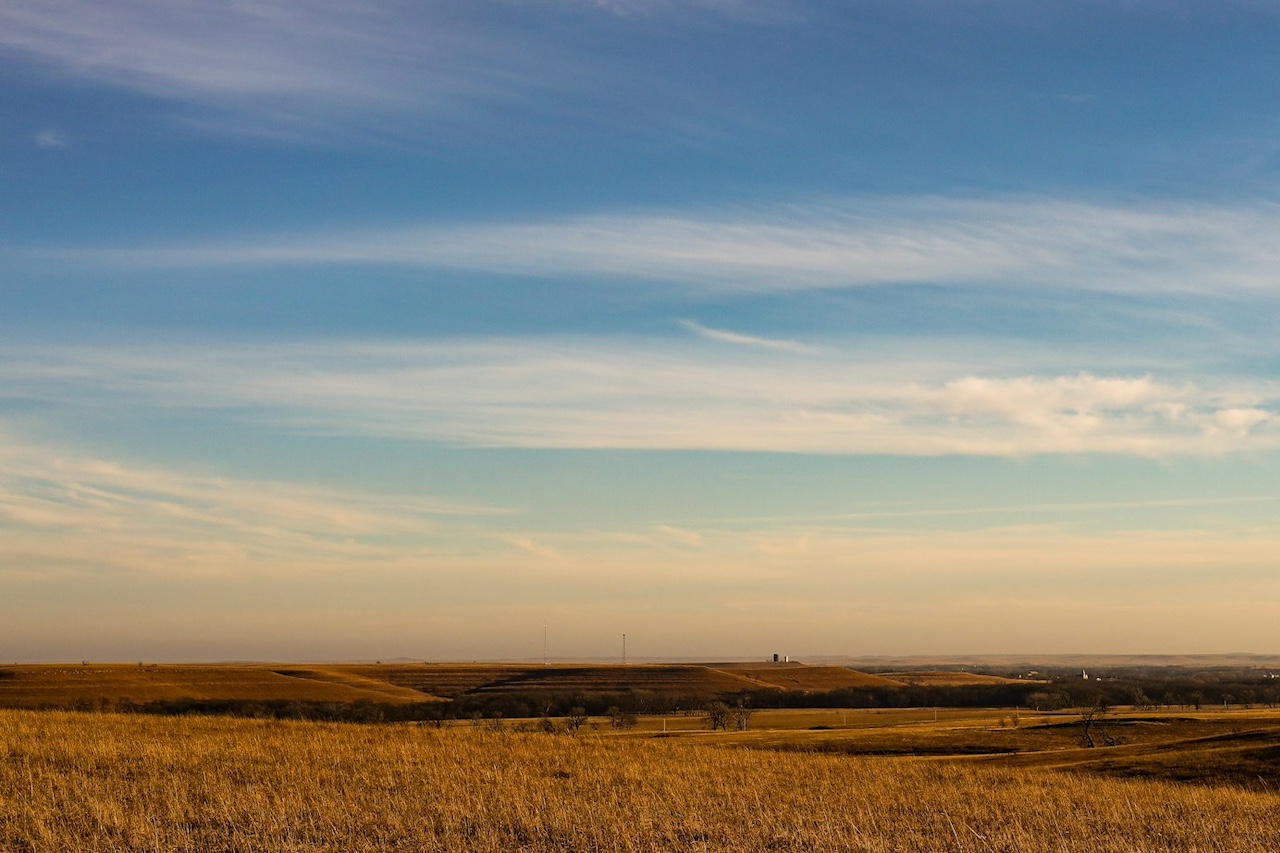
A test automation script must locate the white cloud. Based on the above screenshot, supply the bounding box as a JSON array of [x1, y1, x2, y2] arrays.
[[33, 129, 70, 149], [32, 196, 1280, 296], [1213, 407, 1271, 435], [677, 319, 814, 353], [2, 338, 1276, 456]]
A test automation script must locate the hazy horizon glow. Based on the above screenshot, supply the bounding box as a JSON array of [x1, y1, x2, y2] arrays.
[[3, 0, 1279, 661]]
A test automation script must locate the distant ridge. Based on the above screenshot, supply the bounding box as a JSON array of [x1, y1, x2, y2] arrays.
[[810, 653, 1280, 669]]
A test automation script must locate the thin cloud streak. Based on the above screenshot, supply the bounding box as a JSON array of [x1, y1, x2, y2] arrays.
[[26, 197, 1280, 295], [2, 338, 1277, 456], [677, 319, 815, 353]]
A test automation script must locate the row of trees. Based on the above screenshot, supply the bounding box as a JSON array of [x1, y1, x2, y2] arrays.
[[50, 696, 750, 732], [1026, 683, 1280, 712], [39, 670, 1280, 726]]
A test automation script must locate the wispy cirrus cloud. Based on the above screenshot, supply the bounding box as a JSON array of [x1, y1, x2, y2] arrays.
[[677, 319, 814, 353], [24, 196, 1280, 295], [7, 427, 1279, 655], [2, 338, 1276, 456], [33, 128, 70, 149], [574, 0, 789, 21], [0, 0, 579, 140], [0, 0, 772, 142], [0, 431, 508, 579]]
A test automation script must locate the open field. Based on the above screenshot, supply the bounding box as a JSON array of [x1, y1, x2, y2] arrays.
[[827, 654, 1280, 670], [0, 664, 433, 708], [0, 662, 923, 709], [882, 672, 1027, 688], [0, 662, 758, 709], [3, 709, 1279, 853], [378, 664, 762, 699], [667, 706, 1280, 786], [331, 662, 907, 700], [721, 666, 906, 691], [7, 659, 1273, 716]]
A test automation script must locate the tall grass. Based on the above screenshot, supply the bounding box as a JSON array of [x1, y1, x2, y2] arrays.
[[1, 710, 1275, 852]]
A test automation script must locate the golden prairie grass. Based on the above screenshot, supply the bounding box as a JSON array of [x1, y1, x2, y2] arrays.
[[0, 665, 429, 707], [882, 672, 1027, 688], [0, 662, 807, 707], [2, 710, 1278, 852], [366, 663, 772, 699], [717, 667, 904, 691]]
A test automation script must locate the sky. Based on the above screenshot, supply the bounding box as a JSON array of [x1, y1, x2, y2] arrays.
[[2, 0, 1280, 662]]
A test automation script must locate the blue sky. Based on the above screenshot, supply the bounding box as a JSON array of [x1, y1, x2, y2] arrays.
[[3, 0, 1280, 661]]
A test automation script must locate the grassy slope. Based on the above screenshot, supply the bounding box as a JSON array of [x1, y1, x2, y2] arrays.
[[2, 710, 1277, 852], [0, 662, 907, 707], [717, 666, 905, 691], [0, 664, 433, 707], [883, 671, 1028, 687], [679, 706, 1280, 788]]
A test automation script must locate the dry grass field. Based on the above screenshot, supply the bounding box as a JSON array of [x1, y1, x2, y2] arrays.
[[0, 664, 432, 708], [683, 707, 1280, 784], [353, 662, 870, 701], [882, 672, 1026, 688], [719, 666, 905, 691], [4, 662, 1278, 850], [455, 665, 759, 699], [3, 709, 1280, 853], [334, 664, 548, 698], [0, 662, 881, 708]]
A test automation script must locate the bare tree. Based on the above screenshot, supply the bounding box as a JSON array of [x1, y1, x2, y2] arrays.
[[705, 700, 752, 731], [607, 706, 638, 730], [705, 701, 731, 731], [564, 707, 589, 736], [1079, 699, 1117, 748]]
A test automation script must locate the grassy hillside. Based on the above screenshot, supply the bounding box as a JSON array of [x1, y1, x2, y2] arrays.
[[0, 664, 432, 707], [0, 662, 907, 709], [693, 707, 1280, 782], [717, 666, 905, 691], [883, 671, 1026, 687], [2, 710, 1276, 852], [375, 664, 761, 699], [3, 661, 1269, 721]]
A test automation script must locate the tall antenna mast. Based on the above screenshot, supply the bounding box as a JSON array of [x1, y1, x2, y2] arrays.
[[543, 621, 547, 666], [622, 633, 627, 665]]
